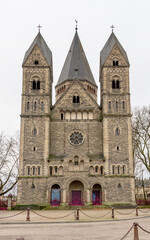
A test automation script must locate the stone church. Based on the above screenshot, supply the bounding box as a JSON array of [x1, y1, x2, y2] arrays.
[[17, 27, 135, 206]]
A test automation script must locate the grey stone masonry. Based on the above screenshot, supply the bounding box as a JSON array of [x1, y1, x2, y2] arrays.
[[17, 30, 135, 206]]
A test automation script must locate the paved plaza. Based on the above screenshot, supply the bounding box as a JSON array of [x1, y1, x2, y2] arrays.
[[0, 209, 150, 239]]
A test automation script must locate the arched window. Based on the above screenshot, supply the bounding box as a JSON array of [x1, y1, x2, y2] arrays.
[[37, 166, 40, 175], [112, 80, 115, 89], [33, 127, 37, 136], [115, 127, 120, 136], [112, 166, 115, 175], [117, 146, 119, 151], [77, 96, 80, 103], [33, 81, 36, 90], [54, 166, 58, 174], [123, 165, 126, 174], [41, 101, 44, 110], [27, 166, 30, 176], [109, 101, 111, 110], [116, 80, 120, 89], [37, 81, 40, 90], [117, 166, 120, 175], [116, 101, 118, 111], [100, 166, 104, 175], [27, 101, 30, 110], [61, 113, 64, 120], [34, 102, 37, 111], [33, 166, 35, 175], [122, 101, 125, 110], [73, 96, 76, 103], [49, 166, 53, 176], [95, 166, 98, 173]]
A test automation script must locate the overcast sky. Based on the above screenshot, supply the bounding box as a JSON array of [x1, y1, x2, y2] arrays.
[[0, 0, 150, 136]]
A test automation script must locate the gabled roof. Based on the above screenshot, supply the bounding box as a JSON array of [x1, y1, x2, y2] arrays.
[[100, 32, 129, 69], [23, 32, 52, 66], [54, 80, 99, 109], [56, 31, 97, 86]]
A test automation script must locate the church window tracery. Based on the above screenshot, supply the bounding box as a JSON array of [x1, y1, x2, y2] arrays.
[[70, 132, 84, 145]]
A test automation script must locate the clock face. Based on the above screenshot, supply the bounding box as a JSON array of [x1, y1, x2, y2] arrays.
[[69, 132, 84, 145]]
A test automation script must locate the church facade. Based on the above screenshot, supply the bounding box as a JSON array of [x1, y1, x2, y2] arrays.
[[17, 28, 135, 206]]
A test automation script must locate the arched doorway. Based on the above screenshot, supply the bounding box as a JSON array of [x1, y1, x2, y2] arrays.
[[51, 184, 61, 206], [69, 181, 84, 205], [92, 184, 102, 205]]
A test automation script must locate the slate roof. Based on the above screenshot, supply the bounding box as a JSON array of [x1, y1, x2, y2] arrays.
[[23, 32, 52, 66], [100, 32, 129, 69], [57, 30, 97, 86]]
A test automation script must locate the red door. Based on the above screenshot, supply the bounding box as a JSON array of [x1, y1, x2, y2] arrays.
[[72, 191, 82, 205], [92, 190, 101, 205]]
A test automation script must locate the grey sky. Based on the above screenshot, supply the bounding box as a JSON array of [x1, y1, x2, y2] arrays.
[[0, 0, 150, 136]]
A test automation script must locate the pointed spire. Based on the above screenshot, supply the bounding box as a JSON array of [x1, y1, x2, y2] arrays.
[[100, 31, 129, 69], [23, 31, 52, 66], [56, 31, 97, 86]]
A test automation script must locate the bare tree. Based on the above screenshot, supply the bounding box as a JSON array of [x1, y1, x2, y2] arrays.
[[0, 132, 19, 196], [132, 106, 150, 174]]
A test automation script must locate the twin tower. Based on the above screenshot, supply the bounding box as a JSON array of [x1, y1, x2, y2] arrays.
[[17, 28, 135, 206]]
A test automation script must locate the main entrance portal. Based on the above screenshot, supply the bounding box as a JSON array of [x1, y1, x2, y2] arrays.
[[69, 181, 84, 205]]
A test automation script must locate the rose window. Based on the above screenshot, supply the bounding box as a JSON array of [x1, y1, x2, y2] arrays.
[[70, 132, 84, 145]]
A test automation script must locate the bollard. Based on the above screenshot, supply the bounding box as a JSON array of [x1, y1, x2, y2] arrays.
[[26, 208, 30, 221], [16, 237, 25, 240], [136, 207, 138, 217], [133, 222, 139, 240], [76, 208, 79, 220], [112, 207, 114, 219]]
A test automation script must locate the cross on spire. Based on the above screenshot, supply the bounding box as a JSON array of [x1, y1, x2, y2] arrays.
[[75, 19, 78, 31], [110, 25, 115, 32], [37, 24, 42, 33]]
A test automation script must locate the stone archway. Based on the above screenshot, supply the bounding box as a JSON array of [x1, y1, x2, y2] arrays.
[[92, 184, 102, 205], [69, 180, 84, 205]]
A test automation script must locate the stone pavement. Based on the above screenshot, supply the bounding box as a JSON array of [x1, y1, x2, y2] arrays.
[[0, 209, 150, 239]]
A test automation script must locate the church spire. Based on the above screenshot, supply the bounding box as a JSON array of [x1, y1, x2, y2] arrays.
[[56, 31, 97, 86], [22, 31, 52, 67]]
